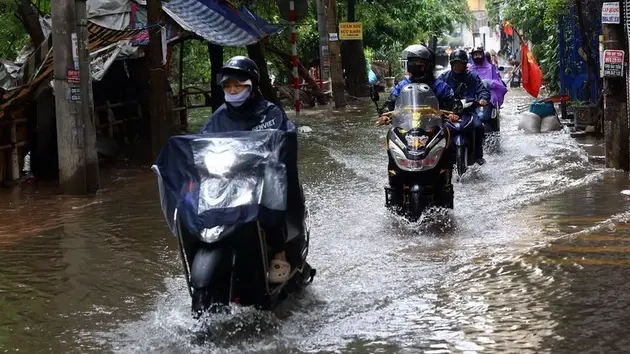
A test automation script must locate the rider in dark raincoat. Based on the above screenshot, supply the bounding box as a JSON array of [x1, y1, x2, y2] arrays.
[[378, 44, 457, 118], [438, 49, 491, 165], [200, 56, 304, 284]]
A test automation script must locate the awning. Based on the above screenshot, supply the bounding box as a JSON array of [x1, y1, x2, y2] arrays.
[[162, 0, 280, 47], [0, 23, 143, 118]]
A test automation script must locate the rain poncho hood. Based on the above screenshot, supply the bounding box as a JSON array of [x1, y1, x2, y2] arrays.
[[468, 57, 508, 108]]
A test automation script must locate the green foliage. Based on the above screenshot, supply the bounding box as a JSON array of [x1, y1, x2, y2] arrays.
[[0, 0, 473, 88], [168, 40, 248, 89], [0, 0, 28, 60], [353, 0, 472, 77], [486, 0, 569, 93]]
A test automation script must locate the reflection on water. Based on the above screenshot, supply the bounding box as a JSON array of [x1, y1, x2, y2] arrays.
[[1, 89, 630, 353]]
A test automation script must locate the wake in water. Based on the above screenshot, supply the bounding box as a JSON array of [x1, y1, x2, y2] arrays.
[[94, 277, 295, 354], [93, 94, 609, 353]]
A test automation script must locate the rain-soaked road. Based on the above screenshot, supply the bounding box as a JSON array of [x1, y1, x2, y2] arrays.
[[3, 89, 630, 353]]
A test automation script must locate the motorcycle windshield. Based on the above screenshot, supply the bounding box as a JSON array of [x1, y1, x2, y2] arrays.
[[152, 130, 289, 235], [393, 83, 443, 131]]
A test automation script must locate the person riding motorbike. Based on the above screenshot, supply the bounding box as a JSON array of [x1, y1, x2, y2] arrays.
[[200, 56, 305, 284], [438, 49, 490, 165], [469, 47, 508, 108], [377, 44, 459, 126], [485, 51, 506, 87], [375, 45, 460, 211]]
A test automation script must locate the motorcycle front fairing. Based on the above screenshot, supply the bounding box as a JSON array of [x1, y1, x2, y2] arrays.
[[388, 83, 449, 172], [385, 83, 454, 216], [152, 130, 290, 243]]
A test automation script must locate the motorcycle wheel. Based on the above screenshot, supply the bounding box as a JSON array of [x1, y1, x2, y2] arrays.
[[456, 145, 467, 177], [409, 191, 423, 221], [437, 183, 454, 209], [191, 288, 230, 318]]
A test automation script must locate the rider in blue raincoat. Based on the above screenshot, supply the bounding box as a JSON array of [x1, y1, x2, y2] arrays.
[[377, 44, 458, 122], [438, 49, 491, 165], [200, 56, 304, 285]]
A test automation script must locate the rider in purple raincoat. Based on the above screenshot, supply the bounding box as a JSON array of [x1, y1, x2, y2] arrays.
[[468, 47, 508, 109]]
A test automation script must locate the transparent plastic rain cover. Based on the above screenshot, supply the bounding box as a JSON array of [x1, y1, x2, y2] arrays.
[[151, 130, 288, 235]]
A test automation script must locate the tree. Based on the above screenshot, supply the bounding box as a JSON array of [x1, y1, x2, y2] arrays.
[[486, 0, 569, 93], [346, 0, 472, 79], [16, 0, 44, 47], [147, 0, 174, 157], [341, 0, 368, 98], [0, 0, 47, 60]]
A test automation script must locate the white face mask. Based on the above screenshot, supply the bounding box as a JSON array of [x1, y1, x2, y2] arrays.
[[224, 87, 251, 107]]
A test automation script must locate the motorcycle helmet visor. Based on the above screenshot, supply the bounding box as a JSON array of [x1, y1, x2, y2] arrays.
[[407, 57, 427, 72]]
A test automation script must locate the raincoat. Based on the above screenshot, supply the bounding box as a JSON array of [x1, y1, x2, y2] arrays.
[[468, 57, 508, 108], [437, 70, 490, 102], [382, 77, 456, 112], [200, 90, 305, 229]]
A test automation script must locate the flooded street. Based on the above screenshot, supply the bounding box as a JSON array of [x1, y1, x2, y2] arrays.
[[3, 89, 630, 353]]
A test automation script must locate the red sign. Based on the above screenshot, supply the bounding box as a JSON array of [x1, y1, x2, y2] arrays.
[[604, 50, 624, 64], [67, 69, 80, 85], [603, 50, 624, 77]]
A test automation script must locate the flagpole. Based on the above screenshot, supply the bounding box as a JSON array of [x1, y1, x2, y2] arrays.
[[506, 24, 543, 98], [513, 28, 525, 45]]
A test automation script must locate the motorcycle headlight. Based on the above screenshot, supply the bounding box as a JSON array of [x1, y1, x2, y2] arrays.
[[204, 151, 237, 177], [420, 138, 446, 169], [389, 139, 446, 171]]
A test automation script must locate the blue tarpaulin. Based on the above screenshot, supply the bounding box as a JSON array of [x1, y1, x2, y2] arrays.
[[163, 0, 280, 47]]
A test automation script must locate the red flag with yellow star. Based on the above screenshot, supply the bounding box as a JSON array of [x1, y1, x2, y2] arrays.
[[520, 42, 543, 98], [503, 21, 513, 36]]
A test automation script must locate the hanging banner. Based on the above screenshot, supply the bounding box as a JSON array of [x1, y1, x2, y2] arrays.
[[339, 22, 362, 40]]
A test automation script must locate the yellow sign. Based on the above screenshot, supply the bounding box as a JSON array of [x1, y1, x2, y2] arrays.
[[339, 22, 363, 40]]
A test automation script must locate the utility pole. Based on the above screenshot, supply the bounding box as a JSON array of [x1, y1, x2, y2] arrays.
[[602, 7, 629, 170], [325, 0, 346, 108], [75, 0, 99, 193], [147, 0, 173, 158], [342, 0, 368, 98], [315, 0, 330, 90], [51, 0, 99, 194]]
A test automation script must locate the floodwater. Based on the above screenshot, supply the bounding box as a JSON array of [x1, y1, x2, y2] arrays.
[[2, 89, 630, 353]]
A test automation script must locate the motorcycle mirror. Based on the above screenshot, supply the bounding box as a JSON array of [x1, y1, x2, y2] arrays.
[[498, 66, 505, 71]]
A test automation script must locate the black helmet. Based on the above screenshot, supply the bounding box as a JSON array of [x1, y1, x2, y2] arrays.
[[470, 47, 486, 64], [220, 56, 260, 85], [470, 46, 484, 56], [449, 49, 469, 64], [402, 44, 435, 78], [402, 44, 432, 61]]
